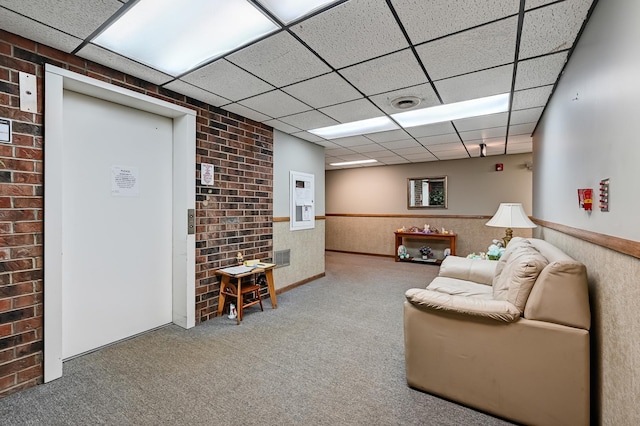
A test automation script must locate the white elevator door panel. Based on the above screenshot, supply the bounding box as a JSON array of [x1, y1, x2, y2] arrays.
[[61, 90, 173, 359]]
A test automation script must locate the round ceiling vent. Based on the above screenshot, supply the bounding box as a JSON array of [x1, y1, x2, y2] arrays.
[[390, 96, 421, 110]]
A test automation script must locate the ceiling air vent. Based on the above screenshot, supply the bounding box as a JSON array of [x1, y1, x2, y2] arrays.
[[390, 96, 421, 110]]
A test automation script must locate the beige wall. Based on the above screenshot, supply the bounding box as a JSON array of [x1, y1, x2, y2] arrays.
[[533, 0, 640, 423], [326, 153, 532, 215], [535, 227, 640, 424], [326, 153, 533, 257], [273, 220, 325, 291]]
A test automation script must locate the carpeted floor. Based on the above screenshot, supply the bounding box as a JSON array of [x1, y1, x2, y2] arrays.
[[0, 252, 514, 425]]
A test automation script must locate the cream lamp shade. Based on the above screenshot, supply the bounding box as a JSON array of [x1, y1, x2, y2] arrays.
[[486, 203, 536, 245]]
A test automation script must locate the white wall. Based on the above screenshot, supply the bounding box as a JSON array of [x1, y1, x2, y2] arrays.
[[534, 1, 640, 423], [272, 130, 326, 289], [534, 0, 640, 241], [273, 130, 325, 217]]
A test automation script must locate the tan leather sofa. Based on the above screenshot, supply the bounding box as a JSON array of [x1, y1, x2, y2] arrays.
[[404, 237, 591, 426]]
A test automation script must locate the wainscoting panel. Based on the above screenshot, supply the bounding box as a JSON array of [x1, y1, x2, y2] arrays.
[[273, 220, 325, 291], [325, 215, 532, 258], [535, 226, 640, 425]]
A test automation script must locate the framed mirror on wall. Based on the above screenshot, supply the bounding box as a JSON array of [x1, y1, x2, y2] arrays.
[[408, 176, 448, 209]]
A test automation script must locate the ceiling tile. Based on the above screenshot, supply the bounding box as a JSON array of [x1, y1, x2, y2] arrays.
[[435, 65, 513, 104], [519, 0, 592, 59], [366, 149, 401, 159], [222, 103, 272, 123], [163, 80, 230, 107], [525, 0, 558, 10], [239, 90, 311, 118], [0, 8, 83, 53], [340, 49, 427, 96], [319, 99, 383, 123], [379, 139, 421, 149], [507, 134, 534, 144], [364, 129, 412, 143], [391, 0, 519, 44], [0, 0, 123, 38], [279, 110, 338, 130], [315, 140, 341, 149], [512, 85, 554, 109], [369, 83, 441, 115], [325, 147, 353, 157], [77, 44, 173, 85], [459, 126, 507, 142], [453, 112, 508, 132], [427, 142, 466, 153], [331, 136, 375, 148], [510, 107, 543, 125], [406, 122, 456, 138], [350, 143, 387, 153], [282, 72, 362, 108], [407, 153, 438, 162], [181, 59, 274, 102], [507, 140, 533, 153], [291, 131, 327, 142], [416, 133, 461, 146], [227, 31, 331, 87], [394, 146, 431, 155], [291, 0, 408, 69], [263, 119, 302, 133], [416, 17, 518, 80], [380, 156, 412, 164], [509, 122, 536, 135], [515, 52, 568, 90], [435, 151, 471, 160]]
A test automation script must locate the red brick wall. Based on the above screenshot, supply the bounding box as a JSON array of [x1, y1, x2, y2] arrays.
[[0, 30, 273, 397]]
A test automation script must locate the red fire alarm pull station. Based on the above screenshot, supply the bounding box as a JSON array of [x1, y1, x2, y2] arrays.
[[577, 188, 593, 211], [495, 163, 503, 171]]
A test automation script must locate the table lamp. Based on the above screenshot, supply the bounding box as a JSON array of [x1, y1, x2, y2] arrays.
[[486, 203, 536, 246]]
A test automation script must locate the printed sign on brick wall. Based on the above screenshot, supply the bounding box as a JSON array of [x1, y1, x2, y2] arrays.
[[201, 163, 214, 185]]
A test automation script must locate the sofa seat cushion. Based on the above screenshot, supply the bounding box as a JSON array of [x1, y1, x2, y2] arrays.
[[492, 244, 548, 311], [427, 277, 493, 299], [405, 288, 521, 322]]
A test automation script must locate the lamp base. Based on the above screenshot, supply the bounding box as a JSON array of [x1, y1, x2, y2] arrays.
[[502, 228, 514, 246]]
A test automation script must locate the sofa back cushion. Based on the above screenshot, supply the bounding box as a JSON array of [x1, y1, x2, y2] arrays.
[[492, 242, 548, 312]]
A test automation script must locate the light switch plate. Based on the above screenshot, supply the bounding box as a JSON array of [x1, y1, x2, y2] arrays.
[[19, 72, 37, 113]]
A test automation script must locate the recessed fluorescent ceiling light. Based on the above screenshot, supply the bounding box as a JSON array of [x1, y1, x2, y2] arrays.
[[329, 159, 378, 166], [309, 116, 398, 139], [257, 0, 340, 24], [94, 0, 279, 76], [392, 93, 510, 128]]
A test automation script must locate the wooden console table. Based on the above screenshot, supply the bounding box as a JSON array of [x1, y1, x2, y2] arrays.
[[394, 231, 456, 262]]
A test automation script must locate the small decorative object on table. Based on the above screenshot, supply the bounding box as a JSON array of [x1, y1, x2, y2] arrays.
[[487, 240, 506, 260], [398, 244, 410, 260], [419, 246, 433, 260]]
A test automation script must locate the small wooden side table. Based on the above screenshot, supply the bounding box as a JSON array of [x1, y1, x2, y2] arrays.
[[215, 264, 277, 324]]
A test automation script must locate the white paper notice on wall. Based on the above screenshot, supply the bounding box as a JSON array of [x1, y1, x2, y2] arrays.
[[201, 163, 214, 185], [111, 165, 140, 197]]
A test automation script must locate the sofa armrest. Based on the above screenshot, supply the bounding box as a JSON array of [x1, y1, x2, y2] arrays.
[[405, 288, 521, 322], [438, 256, 497, 286]]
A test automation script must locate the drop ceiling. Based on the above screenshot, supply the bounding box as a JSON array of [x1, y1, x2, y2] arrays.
[[0, 0, 596, 169]]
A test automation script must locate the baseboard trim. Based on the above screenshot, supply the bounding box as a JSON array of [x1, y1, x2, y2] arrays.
[[325, 249, 394, 258], [534, 218, 640, 259], [276, 273, 325, 294]]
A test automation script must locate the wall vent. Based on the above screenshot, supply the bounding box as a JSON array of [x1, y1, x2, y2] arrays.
[[274, 249, 290, 267]]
